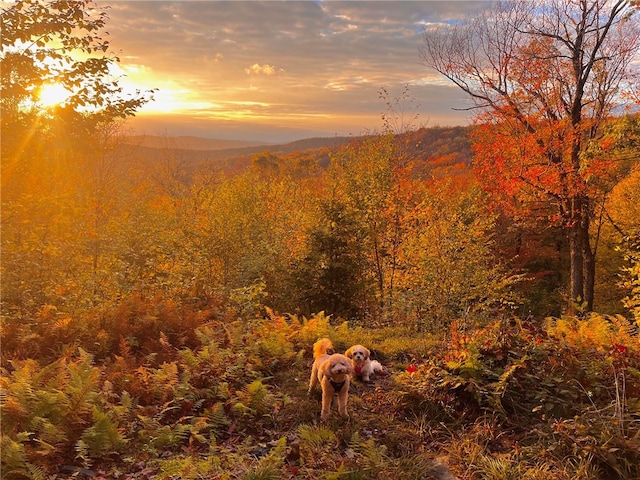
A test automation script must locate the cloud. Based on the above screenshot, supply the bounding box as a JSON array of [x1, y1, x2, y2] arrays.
[[245, 64, 279, 76], [103, 1, 490, 141]]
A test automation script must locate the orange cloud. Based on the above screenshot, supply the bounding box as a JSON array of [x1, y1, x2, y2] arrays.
[[245, 63, 280, 75]]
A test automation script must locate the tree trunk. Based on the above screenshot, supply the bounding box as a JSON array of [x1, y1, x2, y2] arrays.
[[568, 195, 596, 314], [582, 199, 596, 312], [583, 240, 596, 312], [569, 225, 585, 314]]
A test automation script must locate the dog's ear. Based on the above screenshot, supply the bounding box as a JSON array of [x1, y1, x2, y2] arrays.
[[344, 357, 355, 373], [319, 358, 331, 376], [364, 347, 370, 359], [345, 346, 354, 359]]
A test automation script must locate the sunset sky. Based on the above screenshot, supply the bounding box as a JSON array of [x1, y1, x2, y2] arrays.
[[103, 1, 488, 142]]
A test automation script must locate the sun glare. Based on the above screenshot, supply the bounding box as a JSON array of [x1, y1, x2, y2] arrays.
[[38, 83, 71, 107]]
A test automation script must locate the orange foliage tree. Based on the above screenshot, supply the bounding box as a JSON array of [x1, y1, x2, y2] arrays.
[[421, 0, 640, 312], [1, 0, 154, 318]]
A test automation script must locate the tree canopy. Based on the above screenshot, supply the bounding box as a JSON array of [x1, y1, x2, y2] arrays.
[[421, 0, 640, 311]]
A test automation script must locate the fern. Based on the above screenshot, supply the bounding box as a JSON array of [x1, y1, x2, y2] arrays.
[[206, 402, 231, 435], [350, 437, 386, 470], [216, 382, 231, 400], [608, 313, 640, 338], [145, 361, 180, 403], [108, 390, 137, 424], [246, 379, 268, 403], [245, 379, 272, 415], [66, 349, 101, 418], [241, 465, 282, 480], [79, 407, 126, 457], [74, 439, 90, 467], [231, 401, 254, 416], [0, 436, 48, 480], [297, 424, 337, 449], [492, 356, 529, 401], [156, 454, 228, 480], [242, 437, 287, 480], [1, 351, 105, 470], [1, 434, 29, 478], [546, 313, 635, 352], [148, 424, 192, 450], [298, 311, 333, 345]]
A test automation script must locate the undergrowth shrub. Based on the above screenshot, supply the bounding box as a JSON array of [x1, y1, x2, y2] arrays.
[[397, 313, 640, 479], [1, 307, 359, 477], [98, 293, 207, 360], [0, 293, 212, 365], [0, 350, 125, 476], [11, 290, 638, 479]]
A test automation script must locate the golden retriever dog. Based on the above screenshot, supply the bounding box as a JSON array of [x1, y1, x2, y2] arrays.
[[345, 344, 384, 382], [308, 338, 353, 421]]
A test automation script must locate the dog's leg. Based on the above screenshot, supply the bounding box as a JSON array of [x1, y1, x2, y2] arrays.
[[337, 380, 349, 417], [320, 379, 333, 421], [308, 364, 318, 395]]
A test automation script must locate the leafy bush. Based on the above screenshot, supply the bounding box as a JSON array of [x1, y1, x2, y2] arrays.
[[398, 313, 640, 479]]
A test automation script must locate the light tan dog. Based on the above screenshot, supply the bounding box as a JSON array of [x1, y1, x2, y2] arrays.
[[308, 338, 353, 421], [345, 344, 384, 382]]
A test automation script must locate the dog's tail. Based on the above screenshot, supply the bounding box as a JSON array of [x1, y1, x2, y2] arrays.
[[371, 360, 389, 376], [313, 338, 333, 359]]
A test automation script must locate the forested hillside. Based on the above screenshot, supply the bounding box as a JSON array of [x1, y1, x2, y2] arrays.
[[114, 126, 473, 180], [3, 110, 639, 477], [2, 0, 640, 479]]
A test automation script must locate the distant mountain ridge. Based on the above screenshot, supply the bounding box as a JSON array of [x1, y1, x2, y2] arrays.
[[122, 135, 271, 151], [119, 127, 474, 177], [121, 134, 358, 161]]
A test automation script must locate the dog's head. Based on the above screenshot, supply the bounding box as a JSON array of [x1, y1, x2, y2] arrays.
[[345, 345, 370, 364], [321, 353, 353, 379]]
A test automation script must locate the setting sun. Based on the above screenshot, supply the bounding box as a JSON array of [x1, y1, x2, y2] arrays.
[[38, 83, 71, 107]]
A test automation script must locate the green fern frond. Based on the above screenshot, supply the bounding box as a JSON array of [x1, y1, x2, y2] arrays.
[[75, 438, 90, 465], [156, 454, 227, 480], [494, 357, 528, 397], [206, 402, 231, 434], [231, 401, 255, 416], [297, 424, 337, 449], [145, 423, 190, 450], [1, 448, 49, 480], [66, 350, 100, 414], [195, 325, 223, 346], [25, 462, 48, 480], [217, 382, 231, 400], [1, 434, 29, 476], [79, 407, 126, 457], [174, 423, 194, 443], [242, 465, 282, 480], [350, 438, 386, 468], [242, 437, 287, 480], [30, 415, 67, 446], [245, 379, 271, 415]]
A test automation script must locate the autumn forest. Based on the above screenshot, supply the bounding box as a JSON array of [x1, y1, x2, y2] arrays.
[[1, 1, 640, 479]]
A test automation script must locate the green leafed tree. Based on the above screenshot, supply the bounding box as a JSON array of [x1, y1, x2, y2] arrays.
[[326, 133, 420, 321], [293, 200, 370, 320]]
